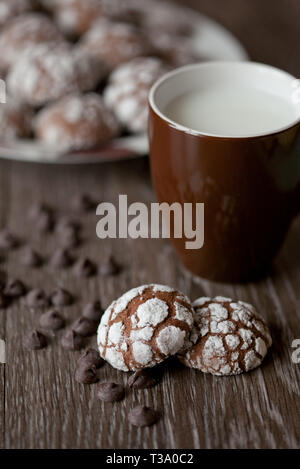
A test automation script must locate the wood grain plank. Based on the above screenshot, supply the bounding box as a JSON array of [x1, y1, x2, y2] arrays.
[[2, 0, 300, 450]]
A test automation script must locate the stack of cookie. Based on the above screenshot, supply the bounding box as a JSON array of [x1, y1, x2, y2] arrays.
[[0, 0, 201, 153]]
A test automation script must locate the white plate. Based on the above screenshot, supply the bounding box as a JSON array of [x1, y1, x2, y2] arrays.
[[0, 9, 248, 165]]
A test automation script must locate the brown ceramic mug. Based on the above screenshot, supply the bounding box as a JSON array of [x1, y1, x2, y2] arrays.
[[149, 62, 300, 282]]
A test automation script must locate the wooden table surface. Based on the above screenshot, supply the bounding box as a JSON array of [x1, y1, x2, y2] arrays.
[[1, 0, 300, 450]]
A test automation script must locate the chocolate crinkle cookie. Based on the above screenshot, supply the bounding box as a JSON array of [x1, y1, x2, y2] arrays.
[[8, 45, 106, 107], [53, 0, 104, 37], [0, 13, 63, 73], [0, 98, 33, 142], [178, 296, 272, 376], [104, 57, 168, 134], [78, 19, 152, 70], [0, 0, 32, 28], [97, 284, 194, 371], [34, 93, 120, 151]]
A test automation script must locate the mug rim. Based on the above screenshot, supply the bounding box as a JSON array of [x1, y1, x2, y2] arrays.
[[149, 61, 300, 140]]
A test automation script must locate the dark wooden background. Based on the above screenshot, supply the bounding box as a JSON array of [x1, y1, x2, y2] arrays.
[[1, 0, 300, 449]]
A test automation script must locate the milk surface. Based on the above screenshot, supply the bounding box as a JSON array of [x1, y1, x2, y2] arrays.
[[164, 86, 298, 137]]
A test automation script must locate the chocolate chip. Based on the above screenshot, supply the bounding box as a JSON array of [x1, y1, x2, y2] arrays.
[[97, 382, 125, 402], [75, 364, 98, 384], [56, 217, 81, 233], [4, 278, 26, 298], [23, 330, 47, 350], [29, 204, 54, 233], [39, 309, 65, 330], [27, 288, 49, 308], [29, 203, 52, 220], [74, 258, 96, 278], [59, 229, 81, 249], [72, 193, 96, 213], [61, 329, 84, 350], [98, 255, 120, 276], [72, 317, 97, 336], [0, 292, 9, 308], [128, 370, 157, 389], [0, 230, 18, 249], [77, 348, 103, 369], [50, 248, 74, 268], [21, 247, 43, 268], [50, 287, 73, 307], [128, 406, 160, 427], [82, 301, 103, 322]]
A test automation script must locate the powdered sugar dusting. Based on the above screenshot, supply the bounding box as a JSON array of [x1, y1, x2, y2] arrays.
[[104, 57, 168, 133], [97, 283, 194, 371], [34, 93, 120, 151], [179, 296, 272, 376]]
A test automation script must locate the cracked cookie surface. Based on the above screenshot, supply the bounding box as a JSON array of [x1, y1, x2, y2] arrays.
[[178, 296, 272, 376], [97, 284, 194, 371]]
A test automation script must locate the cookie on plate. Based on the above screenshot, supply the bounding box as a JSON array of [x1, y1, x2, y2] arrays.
[[0, 13, 63, 73], [0, 98, 33, 142], [79, 19, 152, 70], [104, 57, 168, 133], [53, 0, 104, 37], [97, 284, 194, 371], [178, 296, 272, 376], [7, 45, 106, 107], [34, 93, 120, 151], [0, 0, 33, 27]]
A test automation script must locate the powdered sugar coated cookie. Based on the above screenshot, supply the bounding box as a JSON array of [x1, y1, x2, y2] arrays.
[[179, 296, 272, 376], [34, 93, 120, 151], [97, 284, 194, 371], [79, 19, 152, 70], [104, 57, 168, 133], [0, 13, 63, 72]]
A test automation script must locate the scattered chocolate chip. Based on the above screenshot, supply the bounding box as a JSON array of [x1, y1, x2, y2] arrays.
[[39, 309, 65, 330], [128, 406, 160, 427], [59, 229, 81, 249], [27, 288, 49, 308], [0, 292, 9, 308], [83, 301, 103, 322], [29, 203, 52, 220], [4, 278, 26, 298], [50, 287, 73, 307], [37, 211, 54, 232], [21, 247, 43, 268], [75, 364, 98, 384], [50, 248, 74, 268], [56, 217, 81, 233], [72, 317, 97, 336], [30, 204, 54, 233], [97, 382, 125, 402], [77, 348, 103, 369], [61, 329, 84, 350], [74, 257, 96, 278], [128, 370, 157, 389], [98, 255, 120, 276], [23, 330, 47, 350], [0, 230, 18, 249], [72, 193, 96, 213]]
